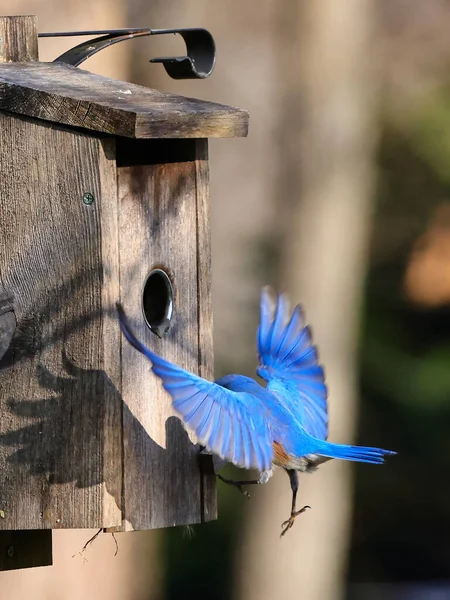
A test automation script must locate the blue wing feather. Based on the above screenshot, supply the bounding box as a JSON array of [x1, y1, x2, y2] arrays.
[[219, 411, 231, 458], [256, 287, 328, 440], [117, 304, 273, 471]]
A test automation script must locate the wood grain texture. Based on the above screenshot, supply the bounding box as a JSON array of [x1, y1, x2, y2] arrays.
[[0, 113, 122, 530], [0, 530, 52, 571], [117, 137, 215, 530], [0, 62, 249, 139], [194, 140, 217, 522], [0, 16, 39, 63]]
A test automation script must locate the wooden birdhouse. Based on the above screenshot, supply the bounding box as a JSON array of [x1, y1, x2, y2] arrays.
[[0, 16, 248, 571]]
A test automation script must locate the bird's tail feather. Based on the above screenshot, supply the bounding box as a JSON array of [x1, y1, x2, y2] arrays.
[[315, 441, 396, 464]]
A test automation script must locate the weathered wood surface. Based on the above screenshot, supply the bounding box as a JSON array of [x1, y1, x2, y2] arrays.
[[0, 16, 38, 63], [0, 62, 249, 139], [0, 113, 122, 530], [116, 137, 216, 530], [0, 530, 52, 571]]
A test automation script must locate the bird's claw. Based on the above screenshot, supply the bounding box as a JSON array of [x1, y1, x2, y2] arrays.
[[237, 486, 251, 498], [216, 474, 251, 498], [280, 505, 311, 537]]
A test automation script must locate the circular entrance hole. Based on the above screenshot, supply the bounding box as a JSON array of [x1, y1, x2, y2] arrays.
[[142, 269, 174, 338]]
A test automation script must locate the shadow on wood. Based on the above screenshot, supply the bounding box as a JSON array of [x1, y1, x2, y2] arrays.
[[0, 351, 212, 531]]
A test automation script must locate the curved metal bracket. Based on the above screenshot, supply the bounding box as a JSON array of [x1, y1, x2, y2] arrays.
[[0, 295, 16, 362], [38, 28, 216, 80]]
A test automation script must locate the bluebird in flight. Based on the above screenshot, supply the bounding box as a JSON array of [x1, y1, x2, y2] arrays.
[[117, 287, 395, 536]]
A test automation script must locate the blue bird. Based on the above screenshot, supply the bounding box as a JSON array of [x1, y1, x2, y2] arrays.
[[117, 287, 395, 536]]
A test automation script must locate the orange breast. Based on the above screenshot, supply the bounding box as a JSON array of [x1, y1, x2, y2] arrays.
[[272, 441, 291, 467]]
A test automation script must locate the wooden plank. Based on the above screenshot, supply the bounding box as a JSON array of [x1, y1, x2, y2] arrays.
[[99, 140, 123, 527], [0, 16, 39, 63], [0, 113, 122, 530], [0, 530, 52, 571], [117, 137, 214, 530], [0, 62, 249, 139], [194, 140, 217, 523]]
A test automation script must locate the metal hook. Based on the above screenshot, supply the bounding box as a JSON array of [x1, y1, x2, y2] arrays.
[[38, 28, 216, 80]]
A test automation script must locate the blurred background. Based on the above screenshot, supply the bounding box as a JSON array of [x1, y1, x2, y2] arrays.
[[4, 1, 450, 598]]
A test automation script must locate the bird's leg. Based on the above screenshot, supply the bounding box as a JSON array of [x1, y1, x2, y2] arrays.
[[280, 470, 310, 537], [216, 474, 260, 498]]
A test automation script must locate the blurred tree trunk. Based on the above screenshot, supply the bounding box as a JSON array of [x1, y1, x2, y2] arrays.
[[238, 2, 379, 599]]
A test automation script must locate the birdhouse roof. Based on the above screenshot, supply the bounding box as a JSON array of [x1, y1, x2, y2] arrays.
[[0, 62, 248, 138]]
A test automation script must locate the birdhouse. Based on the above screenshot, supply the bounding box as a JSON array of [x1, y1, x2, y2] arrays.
[[0, 16, 248, 571]]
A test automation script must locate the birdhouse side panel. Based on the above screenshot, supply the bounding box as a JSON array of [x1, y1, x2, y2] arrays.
[[0, 114, 122, 530], [117, 137, 216, 530]]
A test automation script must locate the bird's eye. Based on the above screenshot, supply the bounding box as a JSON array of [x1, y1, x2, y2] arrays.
[[142, 268, 174, 337]]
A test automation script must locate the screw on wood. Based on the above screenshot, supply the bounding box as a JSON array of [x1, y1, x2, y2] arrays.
[[82, 192, 94, 205]]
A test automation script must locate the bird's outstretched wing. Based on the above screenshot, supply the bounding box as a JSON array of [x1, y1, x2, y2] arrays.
[[117, 304, 273, 471], [256, 287, 328, 440]]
